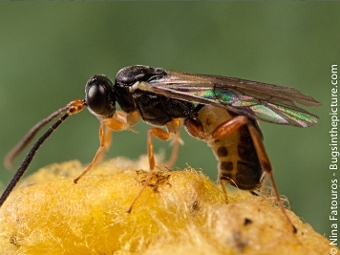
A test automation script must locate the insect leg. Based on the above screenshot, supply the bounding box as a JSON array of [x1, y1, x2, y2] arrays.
[[73, 112, 131, 184], [211, 116, 297, 233], [73, 121, 107, 183], [93, 124, 112, 164], [127, 128, 172, 213], [92, 110, 131, 163], [164, 118, 183, 168], [164, 132, 184, 168]]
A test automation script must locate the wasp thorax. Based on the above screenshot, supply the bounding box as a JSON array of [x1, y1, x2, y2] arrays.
[[85, 75, 116, 118]]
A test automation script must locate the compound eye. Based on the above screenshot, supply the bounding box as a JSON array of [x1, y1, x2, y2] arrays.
[[87, 84, 107, 114], [85, 75, 116, 118]]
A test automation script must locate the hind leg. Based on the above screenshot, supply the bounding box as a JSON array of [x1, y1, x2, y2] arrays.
[[211, 116, 297, 233]]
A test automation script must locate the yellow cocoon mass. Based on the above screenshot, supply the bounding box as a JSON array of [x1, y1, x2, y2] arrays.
[[0, 156, 335, 255]]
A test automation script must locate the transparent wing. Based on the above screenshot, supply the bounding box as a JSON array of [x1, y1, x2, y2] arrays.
[[136, 71, 321, 128]]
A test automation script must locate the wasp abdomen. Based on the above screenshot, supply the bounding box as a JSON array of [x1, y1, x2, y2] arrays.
[[216, 137, 264, 190], [194, 105, 264, 191], [218, 140, 263, 190]]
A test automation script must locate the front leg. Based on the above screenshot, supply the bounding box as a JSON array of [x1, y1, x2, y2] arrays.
[[73, 110, 132, 184]]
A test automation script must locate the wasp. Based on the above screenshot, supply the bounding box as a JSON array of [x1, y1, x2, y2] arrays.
[[0, 65, 321, 232]]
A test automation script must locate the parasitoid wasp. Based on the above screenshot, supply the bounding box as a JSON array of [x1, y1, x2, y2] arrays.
[[0, 65, 321, 232]]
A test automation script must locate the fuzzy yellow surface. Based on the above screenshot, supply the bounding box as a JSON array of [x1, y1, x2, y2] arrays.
[[0, 156, 336, 255]]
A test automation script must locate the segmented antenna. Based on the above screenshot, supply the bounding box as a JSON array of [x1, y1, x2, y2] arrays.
[[0, 99, 85, 208]]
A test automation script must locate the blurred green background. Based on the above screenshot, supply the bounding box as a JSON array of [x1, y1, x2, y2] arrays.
[[0, 3, 337, 237]]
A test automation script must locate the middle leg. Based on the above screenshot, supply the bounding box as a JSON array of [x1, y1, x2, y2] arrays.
[[127, 127, 172, 213]]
